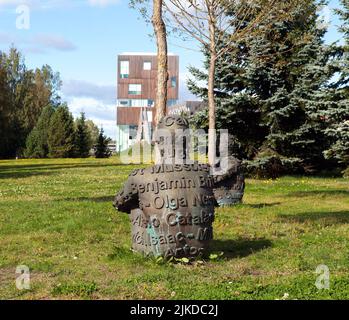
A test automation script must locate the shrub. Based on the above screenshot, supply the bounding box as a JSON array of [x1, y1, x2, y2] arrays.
[[343, 167, 349, 178], [243, 148, 302, 179], [94, 128, 111, 158]]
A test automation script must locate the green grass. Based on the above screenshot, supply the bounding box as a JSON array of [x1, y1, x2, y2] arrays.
[[0, 158, 349, 300]]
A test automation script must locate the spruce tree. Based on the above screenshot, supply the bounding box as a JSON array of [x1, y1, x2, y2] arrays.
[[25, 105, 55, 158], [323, 0, 349, 167], [259, 3, 336, 172], [74, 112, 91, 158], [48, 104, 76, 158], [94, 128, 111, 159], [189, 0, 337, 174], [188, 36, 267, 160], [336, 0, 349, 89], [25, 128, 40, 159]]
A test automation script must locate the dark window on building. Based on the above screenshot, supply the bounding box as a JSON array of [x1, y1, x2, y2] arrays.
[[168, 99, 178, 106], [171, 76, 177, 88], [129, 125, 137, 140]]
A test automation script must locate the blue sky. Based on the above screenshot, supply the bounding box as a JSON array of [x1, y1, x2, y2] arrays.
[[0, 0, 344, 138]]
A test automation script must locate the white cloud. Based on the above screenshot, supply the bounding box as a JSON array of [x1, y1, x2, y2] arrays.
[[0, 33, 76, 53], [67, 97, 116, 139], [0, 0, 121, 10], [62, 80, 115, 104], [61, 73, 199, 139], [0, 0, 55, 9], [88, 0, 120, 7], [0, 0, 29, 5], [62, 80, 116, 138], [32, 34, 77, 51], [179, 72, 200, 102], [31, 34, 76, 51]]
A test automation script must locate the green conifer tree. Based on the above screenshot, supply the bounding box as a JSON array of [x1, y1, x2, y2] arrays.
[[94, 128, 111, 159], [74, 112, 91, 158], [323, 0, 349, 168], [48, 104, 76, 158], [189, 0, 338, 175], [25, 105, 55, 158], [336, 0, 349, 89]]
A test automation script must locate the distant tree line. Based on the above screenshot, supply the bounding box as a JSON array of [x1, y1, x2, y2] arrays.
[[0, 47, 112, 159], [188, 0, 349, 177]]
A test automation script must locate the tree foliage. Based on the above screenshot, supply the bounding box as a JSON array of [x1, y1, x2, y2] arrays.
[[74, 112, 92, 158], [86, 120, 100, 147], [25, 105, 55, 158], [94, 128, 112, 159], [189, 0, 344, 175], [0, 47, 61, 158], [323, 0, 349, 167], [47, 105, 76, 158]]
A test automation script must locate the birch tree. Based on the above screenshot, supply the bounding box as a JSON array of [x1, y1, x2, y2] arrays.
[[130, 0, 169, 126], [152, 0, 169, 124]]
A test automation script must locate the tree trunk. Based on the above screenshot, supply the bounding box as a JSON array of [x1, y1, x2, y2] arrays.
[[152, 0, 168, 126], [208, 11, 217, 167]]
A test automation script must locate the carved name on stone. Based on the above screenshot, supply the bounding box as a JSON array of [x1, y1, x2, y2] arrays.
[[114, 163, 216, 258]]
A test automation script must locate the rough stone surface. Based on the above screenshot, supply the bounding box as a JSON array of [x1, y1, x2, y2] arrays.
[[213, 156, 245, 206], [114, 163, 216, 258], [114, 115, 217, 259], [114, 115, 244, 258]]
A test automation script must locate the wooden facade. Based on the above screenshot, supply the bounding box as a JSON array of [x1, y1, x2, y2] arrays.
[[117, 107, 154, 126], [116, 54, 179, 126]]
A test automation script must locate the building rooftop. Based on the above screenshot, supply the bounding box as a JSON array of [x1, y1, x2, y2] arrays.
[[119, 52, 177, 56]]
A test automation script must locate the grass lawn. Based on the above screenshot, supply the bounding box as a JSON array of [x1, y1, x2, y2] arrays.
[[0, 158, 348, 300]]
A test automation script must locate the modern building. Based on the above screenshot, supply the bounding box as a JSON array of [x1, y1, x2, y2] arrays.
[[107, 141, 117, 155], [116, 53, 179, 152], [167, 101, 206, 116]]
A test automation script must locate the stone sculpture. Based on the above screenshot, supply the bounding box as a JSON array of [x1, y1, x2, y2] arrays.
[[114, 115, 245, 259], [213, 156, 245, 206], [114, 115, 216, 259]]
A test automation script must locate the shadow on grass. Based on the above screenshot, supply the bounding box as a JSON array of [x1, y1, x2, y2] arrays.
[[243, 202, 281, 209], [0, 162, 122, 171], [62, 196, 115, 203], [279, 210, 349, 225], [0, 162, 124, 179], [0, 170, 56, 180], [287, 190, 349, 197], [210, 238, 272, 259]]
